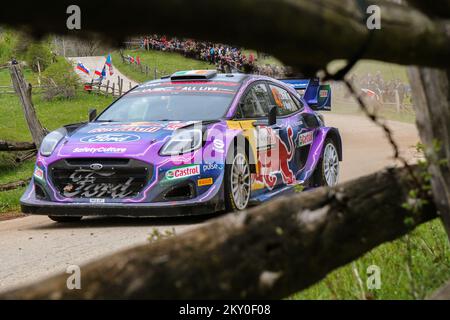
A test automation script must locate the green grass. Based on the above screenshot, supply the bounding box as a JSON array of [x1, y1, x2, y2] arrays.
[[112, 49, 212, 83], [293, 219, 450, 299], [0, 187, 25, 212], [0, 74, 114, 141], [0, 159, 35, 184]]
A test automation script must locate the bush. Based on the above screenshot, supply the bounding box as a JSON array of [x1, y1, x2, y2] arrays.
[[24, 42, 53, 73], [41, 58, 80, 100]]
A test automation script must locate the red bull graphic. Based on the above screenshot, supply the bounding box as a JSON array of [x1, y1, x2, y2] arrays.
[[255, 126, 295, 189]]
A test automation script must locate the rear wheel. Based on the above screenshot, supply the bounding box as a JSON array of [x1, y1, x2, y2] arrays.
[[224, 145, 251, 211], [311, 138, 340, 187], [48, 215, 83, 223]]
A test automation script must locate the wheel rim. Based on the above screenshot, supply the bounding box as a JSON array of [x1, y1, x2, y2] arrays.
[[323, 143, 339, 186], [230, 153, 250, 210]]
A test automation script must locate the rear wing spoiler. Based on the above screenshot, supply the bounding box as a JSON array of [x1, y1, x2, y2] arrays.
[[279, 78, 331, 111]]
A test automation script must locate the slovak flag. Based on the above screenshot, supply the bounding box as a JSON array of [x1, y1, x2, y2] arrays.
[[94, 69, 102, 77], [105, 54, 114, 75], [76, 62, 90, 75]]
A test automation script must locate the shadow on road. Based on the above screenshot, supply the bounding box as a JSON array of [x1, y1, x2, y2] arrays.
[[30, 211, 228, 230]]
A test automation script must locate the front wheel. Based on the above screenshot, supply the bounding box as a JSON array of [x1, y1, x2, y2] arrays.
[[224, 146, 251, 211], [311, 138, 340, 187], [48, 215, 83, 223]]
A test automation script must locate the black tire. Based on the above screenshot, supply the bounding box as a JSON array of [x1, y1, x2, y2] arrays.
[[224, 143, 251, 212], [48, 215, 83, 223], [310, 138, 340, 187]]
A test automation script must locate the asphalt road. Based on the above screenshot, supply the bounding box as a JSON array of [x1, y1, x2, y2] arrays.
[[0, 112, 420, 292]]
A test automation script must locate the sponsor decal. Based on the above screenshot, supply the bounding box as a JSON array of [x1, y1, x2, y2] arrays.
[[203, 163, 224, 172], [73, 147, 127, 154], [256, 126, 277, 151], [80, 134, 140, 143], [297, 131, 314, 147], [63, 170, 135, 199], [165, 165, 200, 180], [319, 89, 328, 98], [212, 139, 225, 152], [197, 177, 213, 187], [256, 126, 296, 189], [89, 198, 105, 203], [34, 167, 44, 181], [89, 125, 161, 134]]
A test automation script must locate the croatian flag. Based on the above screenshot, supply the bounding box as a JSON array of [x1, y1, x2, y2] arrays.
[[76, 62, 90, 75], [105, 54, 114, 75]]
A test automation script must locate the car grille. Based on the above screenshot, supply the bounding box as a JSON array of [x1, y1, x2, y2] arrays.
[[49, 158, 152, 199]]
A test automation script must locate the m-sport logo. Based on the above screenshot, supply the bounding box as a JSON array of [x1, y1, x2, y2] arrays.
[[80, 134, 141, 143]]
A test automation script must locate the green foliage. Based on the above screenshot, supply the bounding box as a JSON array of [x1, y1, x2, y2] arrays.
[[23, 42, 53, 73], [41, 58, 80, 100], [0, 30, 19, 65]]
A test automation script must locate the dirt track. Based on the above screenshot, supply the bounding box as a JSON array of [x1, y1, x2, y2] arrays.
[[67, 56, 139, 90], [0, 112, 420, 293]]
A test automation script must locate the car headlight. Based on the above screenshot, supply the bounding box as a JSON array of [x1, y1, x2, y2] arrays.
[[160, 129, 202, 156], [40, 128, 66, 156]]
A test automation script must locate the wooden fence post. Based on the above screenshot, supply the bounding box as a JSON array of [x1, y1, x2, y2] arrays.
[[106, 80, 110, 94], [112, 82, 115, 96], [9, 64, 47, 148]]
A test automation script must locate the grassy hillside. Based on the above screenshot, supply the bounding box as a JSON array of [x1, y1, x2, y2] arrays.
[[112, 50, 211, 83]]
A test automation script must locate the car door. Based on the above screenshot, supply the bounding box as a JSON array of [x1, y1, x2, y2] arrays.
[[264, 83, 302, 187], [234, 82, 279, 192]]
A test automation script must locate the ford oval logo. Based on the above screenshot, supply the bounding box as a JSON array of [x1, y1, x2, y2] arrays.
[[80, 134, 141, 143], [90, 163, 103, 171]]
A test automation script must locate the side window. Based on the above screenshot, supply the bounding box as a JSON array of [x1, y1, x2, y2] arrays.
[[239, 83, 271, 118], [269, 85, 300, 116]]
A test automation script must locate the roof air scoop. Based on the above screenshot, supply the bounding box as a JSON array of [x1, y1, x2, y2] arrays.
[[170, 70, 217, 81]]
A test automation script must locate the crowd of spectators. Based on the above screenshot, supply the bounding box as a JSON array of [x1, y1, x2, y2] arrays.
[[348, 71, 411, 105], [140, 35, 288, 78]]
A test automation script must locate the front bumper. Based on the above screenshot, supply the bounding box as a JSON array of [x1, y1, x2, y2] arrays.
[[20, 181, 224, 217], [20, 200, 218, 217]]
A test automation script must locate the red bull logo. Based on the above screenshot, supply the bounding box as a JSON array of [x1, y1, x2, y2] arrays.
[[255, 126, 295, 189]]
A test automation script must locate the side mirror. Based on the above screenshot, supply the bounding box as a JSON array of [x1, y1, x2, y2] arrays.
[[268, 106, 277, 126], [88, 108, 97, 122]]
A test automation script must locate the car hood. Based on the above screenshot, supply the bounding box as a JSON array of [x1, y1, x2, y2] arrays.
[[57, 121, 202, 157]]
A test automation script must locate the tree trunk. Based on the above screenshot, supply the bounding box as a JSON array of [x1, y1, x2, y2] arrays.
[[1, 1, 449, 72], [0, 140, 35, 151], [9, 64, 47, 148], [407, 67, 450, 239], [0, 165, 436, 299], [0, 179, 30, 192]]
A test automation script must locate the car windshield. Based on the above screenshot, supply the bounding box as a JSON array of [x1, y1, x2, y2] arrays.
[[97, 81, 241, 122]]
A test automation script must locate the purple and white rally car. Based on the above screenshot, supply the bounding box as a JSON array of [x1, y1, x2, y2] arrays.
[[21, 70, 342, 222]]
